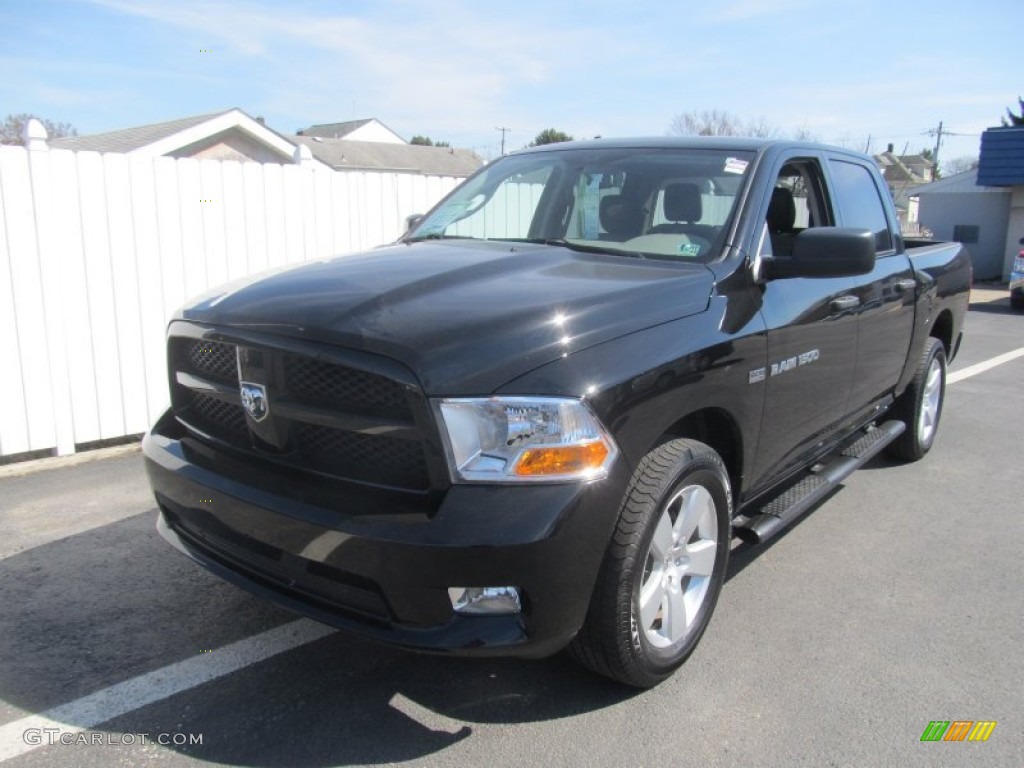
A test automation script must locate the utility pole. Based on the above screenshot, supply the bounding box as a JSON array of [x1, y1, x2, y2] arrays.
[[495, 127, 510, 155], [923, 122, 974, 177], [929, 121, 944, 171]]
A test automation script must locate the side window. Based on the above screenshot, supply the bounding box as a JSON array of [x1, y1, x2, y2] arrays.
[[827, 160, 893, 253], [763, 159, 831, 257]]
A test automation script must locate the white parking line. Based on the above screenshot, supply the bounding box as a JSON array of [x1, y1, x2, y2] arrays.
[[388, 694, 468, 735], [948, 347, 1024, 384], [0, 619, 335, 763]]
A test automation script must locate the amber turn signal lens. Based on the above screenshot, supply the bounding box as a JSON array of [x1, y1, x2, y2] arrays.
[[513, 441, 610, 477]]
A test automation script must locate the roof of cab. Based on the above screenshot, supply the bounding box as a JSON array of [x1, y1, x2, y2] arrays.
[[514, 136, 872, 162]]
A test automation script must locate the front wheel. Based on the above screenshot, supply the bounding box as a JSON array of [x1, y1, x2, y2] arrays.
[[887, 337, 947, 461], [568, 439, 731, 688]]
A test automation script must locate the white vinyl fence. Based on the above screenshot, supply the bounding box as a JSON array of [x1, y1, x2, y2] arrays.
[[0, 144, 461, 458]]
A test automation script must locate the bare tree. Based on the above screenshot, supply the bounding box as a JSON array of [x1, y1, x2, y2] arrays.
[[0, 113, 78, 145], [790, 125, 820, 142], [745, 116, 780, 139], [668, 109, 778, 138], [942, 155, 979, 176], [833, 132, 856, 149]]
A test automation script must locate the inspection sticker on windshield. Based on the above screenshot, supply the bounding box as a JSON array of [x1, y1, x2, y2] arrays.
[[679, 242, 702, 257], [724, 157, 748, 174]]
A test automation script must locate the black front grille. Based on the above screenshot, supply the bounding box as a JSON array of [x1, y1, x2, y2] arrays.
[[296, 423, 429, 489], [284, 355, 411, 418], [189, 392, 249, 442], [185, 340, 237, 385], [169, 329, 436, 492]]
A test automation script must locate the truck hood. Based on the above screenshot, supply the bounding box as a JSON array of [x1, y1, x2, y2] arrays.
[[179, 240, 714, 394]]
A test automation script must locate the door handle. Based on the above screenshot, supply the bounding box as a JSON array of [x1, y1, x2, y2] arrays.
[[831, 295, 860, 312], [895, 278, 916, 293]]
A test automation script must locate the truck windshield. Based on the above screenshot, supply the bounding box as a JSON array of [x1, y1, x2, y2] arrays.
[[406, 147, 754, 262]]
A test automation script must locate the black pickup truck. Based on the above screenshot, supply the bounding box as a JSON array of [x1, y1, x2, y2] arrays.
[[144, 138, 971, 687]]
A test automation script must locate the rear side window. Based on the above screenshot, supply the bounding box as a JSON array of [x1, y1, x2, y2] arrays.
[[828, 160, 893, 252]]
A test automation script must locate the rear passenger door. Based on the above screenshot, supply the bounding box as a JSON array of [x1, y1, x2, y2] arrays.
[[826, 157, 915, 412]]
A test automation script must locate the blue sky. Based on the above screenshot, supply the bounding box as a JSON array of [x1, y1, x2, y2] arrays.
[[2, 0, 1020, 167]]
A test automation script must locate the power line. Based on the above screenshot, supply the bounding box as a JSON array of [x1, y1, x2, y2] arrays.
[[921, 122, 975, 171], [825, 126, 980, 144], [922, 125, 974, 138]]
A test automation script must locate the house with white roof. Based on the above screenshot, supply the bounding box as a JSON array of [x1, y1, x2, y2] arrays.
[[296, 118, 406, 144], [45, 111, 482, 177]]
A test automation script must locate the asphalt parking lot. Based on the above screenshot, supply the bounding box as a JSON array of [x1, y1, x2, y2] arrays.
[[1, 291, 1022, 768]]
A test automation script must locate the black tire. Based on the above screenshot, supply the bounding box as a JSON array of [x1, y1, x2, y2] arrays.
[[887, 337, 947, 462], [568, 439, 731, 688], [1011, 292, 1024, 311]]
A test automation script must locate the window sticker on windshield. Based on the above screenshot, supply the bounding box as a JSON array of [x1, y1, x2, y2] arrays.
[[679, 242, 702, 257], [724, 157, 748, 175]]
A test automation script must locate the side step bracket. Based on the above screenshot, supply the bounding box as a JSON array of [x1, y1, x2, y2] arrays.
[[733, 420, 905, 545]]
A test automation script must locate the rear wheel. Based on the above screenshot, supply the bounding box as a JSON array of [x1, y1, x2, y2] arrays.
[[568, 439, 730, 688], [887, 337, 946, 461], [1011, 292, 1024, 311]]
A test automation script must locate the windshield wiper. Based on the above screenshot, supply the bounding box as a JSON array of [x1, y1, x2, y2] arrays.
[[404, 233, 470, 243], [528, 238, 646, 259]]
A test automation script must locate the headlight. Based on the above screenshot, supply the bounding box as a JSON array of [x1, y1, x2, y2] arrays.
[[435, 397, 619, 483]]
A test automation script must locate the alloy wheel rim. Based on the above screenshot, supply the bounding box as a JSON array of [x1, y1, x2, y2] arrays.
[[918, 357, 943, 445], [637, 484, 718, 648]]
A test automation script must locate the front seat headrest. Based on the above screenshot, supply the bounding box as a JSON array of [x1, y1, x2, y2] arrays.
[[599, 194, 643, 238], [767, 187, 796, 234], [663, 183, 702, 223]]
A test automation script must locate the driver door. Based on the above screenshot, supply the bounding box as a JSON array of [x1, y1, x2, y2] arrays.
[[751, 156, 860, 487]]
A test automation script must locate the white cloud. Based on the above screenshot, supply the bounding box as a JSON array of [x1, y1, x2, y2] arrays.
[[85, 0, 620, 146], [700, 0, 818, 23], [89, 0, 272, 56], [68, 0, 1009, 158]]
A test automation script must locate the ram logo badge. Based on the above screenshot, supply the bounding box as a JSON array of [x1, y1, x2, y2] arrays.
[[239, 382, 269, 422], [751, 349, 820, 383], [770, 349, 820, 378]]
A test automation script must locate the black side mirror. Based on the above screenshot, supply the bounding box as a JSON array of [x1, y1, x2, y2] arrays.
[[763, 227, 876, 279], [405, 214, 424, 233]]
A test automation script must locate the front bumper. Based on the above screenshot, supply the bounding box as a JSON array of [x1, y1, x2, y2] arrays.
[[143, 409, 625, 658]]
